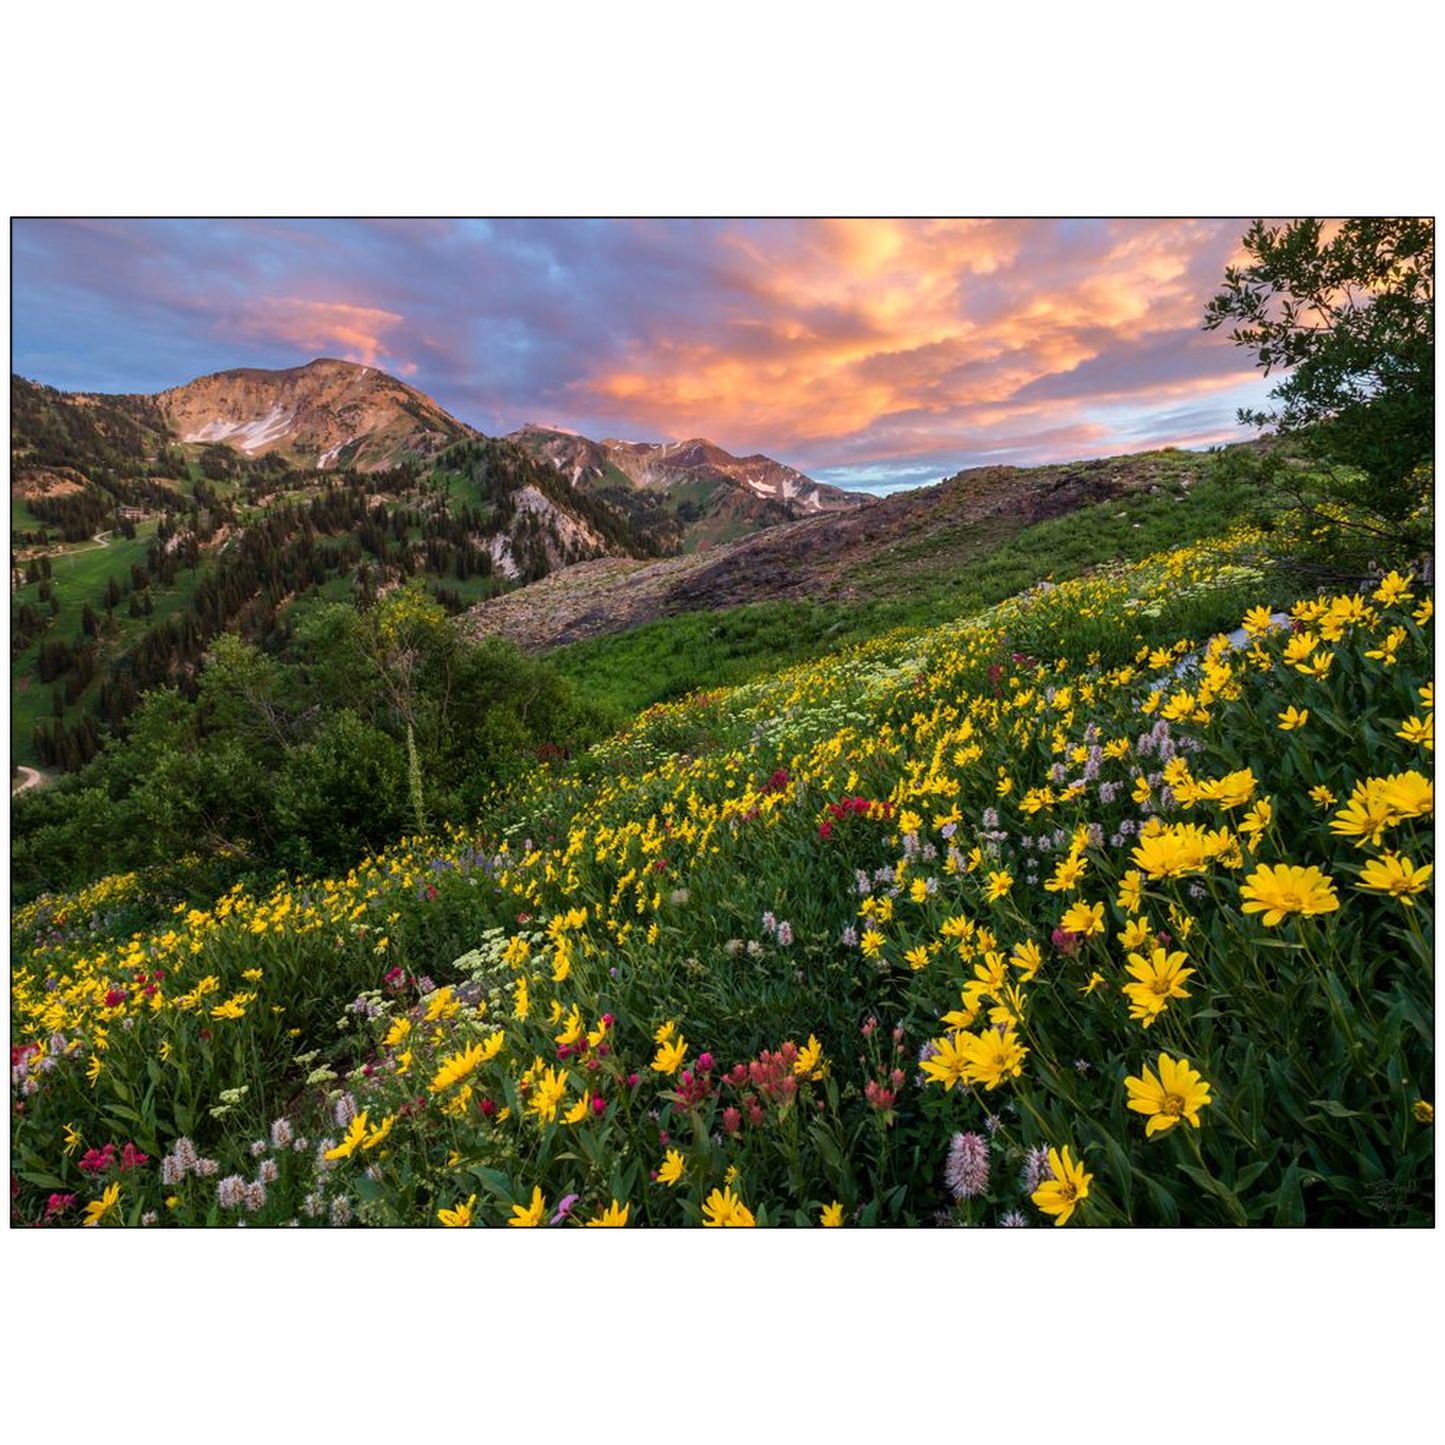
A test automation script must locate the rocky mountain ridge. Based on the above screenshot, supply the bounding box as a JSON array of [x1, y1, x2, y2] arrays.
[[155, 357, 475, 471]]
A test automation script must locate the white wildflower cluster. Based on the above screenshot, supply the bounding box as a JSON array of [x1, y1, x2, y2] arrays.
[[160, 1136, 220, 1186], [759, 912, 794, 947]]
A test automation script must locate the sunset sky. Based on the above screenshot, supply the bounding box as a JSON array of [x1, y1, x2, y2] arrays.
[[11, 218, 1276, 493]]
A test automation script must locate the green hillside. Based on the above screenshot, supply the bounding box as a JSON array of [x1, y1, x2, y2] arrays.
[[9, 473, 1434, 1228], [8, 391, 661, 771]]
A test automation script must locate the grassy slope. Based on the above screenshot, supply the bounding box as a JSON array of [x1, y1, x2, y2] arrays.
[[10, 509, 1431, 1228], [551, 471, 1249, 720]]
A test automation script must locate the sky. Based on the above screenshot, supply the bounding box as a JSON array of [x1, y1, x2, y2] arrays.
[[10, 218, 1277, 494]]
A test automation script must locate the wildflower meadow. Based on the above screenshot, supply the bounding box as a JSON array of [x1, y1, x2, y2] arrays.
[[10, 506, 1434, 1228]]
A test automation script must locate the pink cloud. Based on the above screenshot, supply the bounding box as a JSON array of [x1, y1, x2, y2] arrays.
[[566, 219, 1265, 467], [234, 296, 409, 368]]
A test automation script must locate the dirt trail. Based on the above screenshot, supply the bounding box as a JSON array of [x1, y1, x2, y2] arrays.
[[12, 766, 49, 796]]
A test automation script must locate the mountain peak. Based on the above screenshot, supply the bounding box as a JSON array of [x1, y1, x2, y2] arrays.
[[156, 358, 473, 469], [508, 423, 868, 550]]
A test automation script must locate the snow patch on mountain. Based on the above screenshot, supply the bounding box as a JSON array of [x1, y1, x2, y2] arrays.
[[317, 436, 359, 469], [186, 404, 295, 453]]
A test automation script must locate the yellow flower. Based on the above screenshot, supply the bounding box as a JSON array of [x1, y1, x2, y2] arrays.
[[963, 1025, 1028, 1090], [1010, 939, 1043, 981], [586, 1200, 631, 1226], [985, 870, 1014, 901], [1379, 770, 1432, 819], [82, 1181, 121, 1228], [1242, 605, 1276, 637], [658, 1148, 685, 1186], [1031, 1146, 1091, 1226], [919, 1033, 972, 1091], [1414, 1100, 1433, 1125], [1118, 916, 1153, 951], [1059, 900, 1104, 937], [701, 1186, 756, 1226], [1080, 971, 1107, 997], [527, 1066, 568, 1124], [554, 1006, 585, 1047], [429, 1041, 484, 1093], [1309, 785, 1336, 809], [383, 1016, 412, 1048], [1277, 706, 1309, 730], [794, 1034, 824, 1078], [1202, 768, 1257, 809], [1125, 1053, 1213, 1136], [1372, 570, 1414, 606], [362, 1114, 395, 1150], [63, 1123, 81, 1156], [1239, 797, 1272, 847], [1397, 714, 1434, 752], [209, 992, 253, 1021], [820, 1201, 845, 1227], [1283, 631, 1318, 665], [438, 1194, 476, 1227], [860, 927, 885, 958], [563, 1091, 591, 1125], [651, 1034, 688, 1075], [1131, 826, 1214, 879], [1117, 871, 1144, 915], [1357, 853, 1433, 906], [1239, 864, 1340, 926], [423, 986, 455, 1022], [324, 1111, 369, 1161], [86, 1055, 102, 1087], [1045, 856, 1086, 893], [904, 944, 932, 972], [508, 1186, 547, 1227]]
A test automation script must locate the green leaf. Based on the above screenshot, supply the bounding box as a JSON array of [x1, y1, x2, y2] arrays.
[[1273, 1159, 1306, 1226], [19, 1170, 66, 1191], [1307, 1099, 1366, 1120]]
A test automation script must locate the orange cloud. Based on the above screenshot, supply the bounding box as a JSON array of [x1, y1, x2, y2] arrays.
[[570, 219, 1259, 463], [236, 297, 408, 367]]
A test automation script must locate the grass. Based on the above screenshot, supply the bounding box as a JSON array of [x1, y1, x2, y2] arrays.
[[552, 471, 1259, 722]]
